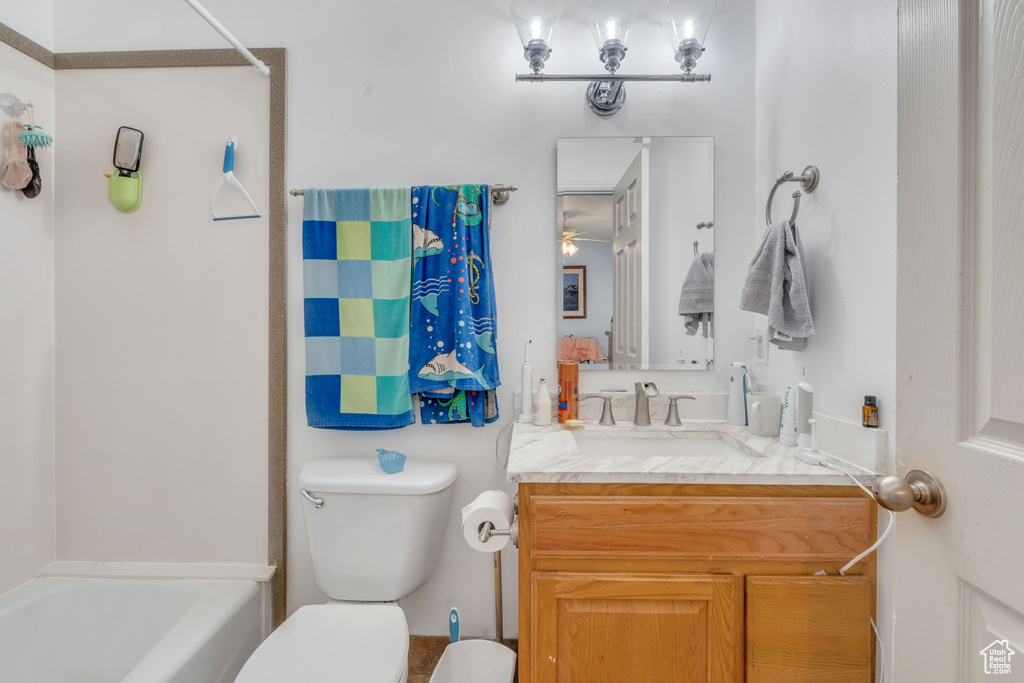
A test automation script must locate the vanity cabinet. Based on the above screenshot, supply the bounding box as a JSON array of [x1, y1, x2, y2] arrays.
[[518, 483, 876, 683]]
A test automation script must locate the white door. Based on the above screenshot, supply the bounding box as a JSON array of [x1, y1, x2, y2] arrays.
[[611, 149, 649, 370], [897, 1, 1024, 681]]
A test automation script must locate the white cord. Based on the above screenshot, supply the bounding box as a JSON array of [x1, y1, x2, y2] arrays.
[[816, 461, 896, 575], [677, 335, 761, 420], [871, 617, 885, 683]]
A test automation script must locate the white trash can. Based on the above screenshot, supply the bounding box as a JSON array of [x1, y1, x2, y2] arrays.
[[428, 639, 517, 683]]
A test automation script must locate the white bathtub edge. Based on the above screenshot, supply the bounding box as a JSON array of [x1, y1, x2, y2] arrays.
[[38, 561, 276, 583]]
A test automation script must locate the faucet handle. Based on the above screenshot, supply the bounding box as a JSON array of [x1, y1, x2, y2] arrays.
[[665, 395, 696, 426], [598, 396, 616, 426]]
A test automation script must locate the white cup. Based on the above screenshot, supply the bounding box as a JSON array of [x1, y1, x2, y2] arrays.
[[747, 393, 783, 437]]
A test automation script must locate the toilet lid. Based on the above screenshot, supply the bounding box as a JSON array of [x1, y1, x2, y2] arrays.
[[235, 604, 408, 683]]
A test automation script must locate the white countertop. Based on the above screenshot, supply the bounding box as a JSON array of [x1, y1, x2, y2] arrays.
[[506, 420, 878, 486]]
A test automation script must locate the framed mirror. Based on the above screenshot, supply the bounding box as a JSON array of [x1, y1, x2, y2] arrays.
[[556, 137, 715, 371]]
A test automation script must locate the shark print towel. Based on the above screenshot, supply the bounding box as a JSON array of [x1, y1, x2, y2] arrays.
[[409, 185, 500, 427]]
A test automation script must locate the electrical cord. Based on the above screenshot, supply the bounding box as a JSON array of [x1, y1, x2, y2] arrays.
[[677, 334, 762, 420], [823, 461, 895, 576], [794, 450, 895, 574], [871, 617, 885, 683]]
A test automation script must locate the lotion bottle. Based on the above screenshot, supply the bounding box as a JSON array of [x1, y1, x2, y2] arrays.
[[780, 384, 799, 445], [534, 379, 552, 426]]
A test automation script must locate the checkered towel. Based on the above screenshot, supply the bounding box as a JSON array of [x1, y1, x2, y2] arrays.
[[302, 188, 414, 430]]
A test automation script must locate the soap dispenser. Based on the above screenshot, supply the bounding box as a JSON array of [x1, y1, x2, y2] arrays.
[[727, 363, 750, 426]]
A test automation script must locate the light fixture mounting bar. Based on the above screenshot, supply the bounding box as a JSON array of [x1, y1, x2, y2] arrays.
[[516, 73, 710, 82]]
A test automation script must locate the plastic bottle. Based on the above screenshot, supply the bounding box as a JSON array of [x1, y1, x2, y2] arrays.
[[534, 379, 552, 426], [780, 385, 799, 446], [557, 361, 579, 423], [862, 395, 879, 428]]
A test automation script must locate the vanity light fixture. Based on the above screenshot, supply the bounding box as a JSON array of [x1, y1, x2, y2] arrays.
[[511, 0, 717, 116]]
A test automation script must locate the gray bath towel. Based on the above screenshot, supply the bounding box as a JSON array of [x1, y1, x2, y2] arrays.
[[739, 221, 814, 350], [678, 252, 714, 338]]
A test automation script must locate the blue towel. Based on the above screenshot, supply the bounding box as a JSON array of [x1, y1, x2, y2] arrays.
[[409, 185, 500, 427], [302, 188, 415, 430]]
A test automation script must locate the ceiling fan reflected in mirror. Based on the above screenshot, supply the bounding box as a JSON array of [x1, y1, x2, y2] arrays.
[[561, 214, 610, 256]]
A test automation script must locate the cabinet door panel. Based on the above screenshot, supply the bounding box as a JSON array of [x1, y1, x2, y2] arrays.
[[746, 575, 872, 682], [532, 573, 743, 683]]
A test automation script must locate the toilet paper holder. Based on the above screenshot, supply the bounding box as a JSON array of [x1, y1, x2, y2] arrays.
[[477, 518, 519, 548]]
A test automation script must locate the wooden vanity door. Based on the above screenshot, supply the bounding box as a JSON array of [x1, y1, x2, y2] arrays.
[[531, 573, 743, 683]]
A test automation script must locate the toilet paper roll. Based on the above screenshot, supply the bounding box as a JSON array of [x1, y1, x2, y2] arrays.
[[461, 490, 514, 552]]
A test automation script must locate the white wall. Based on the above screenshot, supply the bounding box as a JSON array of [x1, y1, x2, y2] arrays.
[[1, 2, 55, 51], [53, 66, 270, 565], [0, 41, 55, 595], [754, 1, 897, 680], [52, 0, 756, 636]]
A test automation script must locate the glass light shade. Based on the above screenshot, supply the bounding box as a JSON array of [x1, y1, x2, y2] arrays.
[[510, 0, 563, 48], [584, 0, 639, 50], [562, 239, 578, 257], [659, 0, 716, 50]]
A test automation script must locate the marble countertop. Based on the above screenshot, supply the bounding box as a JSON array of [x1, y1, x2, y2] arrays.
[[506, 420, 878, 486]]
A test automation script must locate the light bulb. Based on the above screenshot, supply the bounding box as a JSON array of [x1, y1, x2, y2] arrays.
[[658, 0, 717, 72]]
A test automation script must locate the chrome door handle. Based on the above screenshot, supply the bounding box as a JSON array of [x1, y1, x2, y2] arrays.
[[872, 469, 946, 518], [300, 488, 324, 509]]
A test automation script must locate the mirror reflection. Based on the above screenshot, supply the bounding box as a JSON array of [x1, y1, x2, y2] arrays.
[[556, 137, 715, 371]]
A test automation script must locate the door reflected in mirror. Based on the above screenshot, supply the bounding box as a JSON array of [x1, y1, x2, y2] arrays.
[[557, 137, 714, 371]]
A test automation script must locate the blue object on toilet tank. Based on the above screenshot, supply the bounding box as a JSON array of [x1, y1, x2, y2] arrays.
[[376, 448, 407, 474], [449, 607, 460, 643]]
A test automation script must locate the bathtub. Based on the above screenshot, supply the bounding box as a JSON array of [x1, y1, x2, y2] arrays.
[[0, 577, 264, 683]]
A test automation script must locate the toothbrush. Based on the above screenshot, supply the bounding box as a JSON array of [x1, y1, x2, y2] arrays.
[[519, 339, 534, 424], [449, 607, 460, 643]]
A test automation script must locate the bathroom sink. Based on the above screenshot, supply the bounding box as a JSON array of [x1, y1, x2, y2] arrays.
[[571, 430, 754, 459]]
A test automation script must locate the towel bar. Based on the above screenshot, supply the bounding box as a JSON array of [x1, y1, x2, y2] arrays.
[[765, 166, 819, 227], [289, 184, 518, 205]]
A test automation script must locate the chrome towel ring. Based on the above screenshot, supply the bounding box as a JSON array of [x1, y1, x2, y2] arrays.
[[766, 165, 820, 226]]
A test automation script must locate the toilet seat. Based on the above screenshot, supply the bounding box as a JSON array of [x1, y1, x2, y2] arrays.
[[234, 604, 409, 683]]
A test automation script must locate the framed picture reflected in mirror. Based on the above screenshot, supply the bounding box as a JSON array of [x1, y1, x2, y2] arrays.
[[563, 265, 587, 319]]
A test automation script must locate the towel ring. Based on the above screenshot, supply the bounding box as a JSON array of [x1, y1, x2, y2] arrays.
[[766, 165, 820, 227], [693, 240, 699, 258]]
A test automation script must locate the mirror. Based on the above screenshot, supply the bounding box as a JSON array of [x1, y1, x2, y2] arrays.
[[556, 137, 715, 371]]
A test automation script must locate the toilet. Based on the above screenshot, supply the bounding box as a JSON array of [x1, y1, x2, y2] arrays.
[[235, 456, 458, 683]]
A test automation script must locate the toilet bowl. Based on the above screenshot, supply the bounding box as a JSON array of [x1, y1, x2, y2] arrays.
[[235, 456, 458, 683]]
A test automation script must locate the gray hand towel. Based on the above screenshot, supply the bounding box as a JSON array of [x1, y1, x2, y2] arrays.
[[739, 221, 813, 350], [678, 252, 714, 338]]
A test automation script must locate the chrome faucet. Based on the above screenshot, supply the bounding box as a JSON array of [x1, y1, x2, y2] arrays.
[[633, 381, 659, 426]]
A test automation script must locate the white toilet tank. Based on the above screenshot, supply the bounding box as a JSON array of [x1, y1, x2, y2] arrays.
[[298, 456, 458, 602]]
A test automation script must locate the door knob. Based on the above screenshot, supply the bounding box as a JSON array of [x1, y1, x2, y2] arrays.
[[871, 469, 946, 518]]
